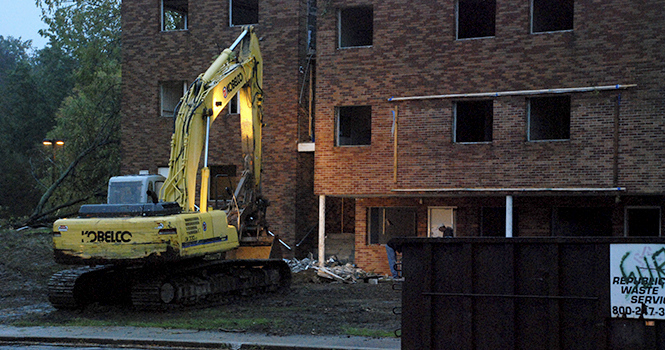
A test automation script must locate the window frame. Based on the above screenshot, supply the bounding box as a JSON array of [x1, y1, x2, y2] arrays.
[[335, 105, 372, 147], [208, 164, 238, 202], [527, 95, 571, 142], [453, 100, 494, 143], [456, 0, 496, 40], [428, 207, 457, 237], [228, 93, 239, 115], [338, 6, 374, 49], [530, 0, 574, 34], [161, 0, 188, 31], [229, 0, 259, 27], [160, 81, 187, 118]]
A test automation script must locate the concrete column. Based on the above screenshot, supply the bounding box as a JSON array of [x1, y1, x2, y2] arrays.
[[506, 195, 513, 238], [318, 195, 325, 267]]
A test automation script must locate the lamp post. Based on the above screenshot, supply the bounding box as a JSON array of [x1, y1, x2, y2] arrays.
[[43, 139, 65, 182]]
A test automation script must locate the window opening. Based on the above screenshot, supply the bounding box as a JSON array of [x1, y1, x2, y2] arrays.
[[162, 0, 188, 31], [428, 207, 456, 237], [230, 0, 259, 26], [457, 0, 496, 39], [228, 93, 239, 115], [209, 165, 238, 209], [338, 6, 373, 48], [552, 207, 611, 236], [336, 106, 371, 146], [528, 96, 570, 141], [368, 207, 417, 244], [454, 100, 493, 143], [160, 81, 186, 117], [480, 207, 505, 236], [532, 0, 573, 33], [307, 0, 317, 53], [626, 207, 661, 237]]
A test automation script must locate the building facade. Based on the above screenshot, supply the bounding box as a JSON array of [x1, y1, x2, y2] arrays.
[[314, 0, 665, 274], [121, 0, 665, 275]]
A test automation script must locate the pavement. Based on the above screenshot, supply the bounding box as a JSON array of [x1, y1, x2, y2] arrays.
[[0, 325, 401, 350]]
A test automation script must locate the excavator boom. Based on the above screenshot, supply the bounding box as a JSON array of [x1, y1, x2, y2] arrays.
[[161, 27, 264, 213]]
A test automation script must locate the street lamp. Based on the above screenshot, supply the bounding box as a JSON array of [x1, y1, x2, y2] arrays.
[[43, 139, 65, 182]]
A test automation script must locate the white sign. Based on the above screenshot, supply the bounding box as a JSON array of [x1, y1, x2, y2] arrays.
[[610, 244, 665, 320]]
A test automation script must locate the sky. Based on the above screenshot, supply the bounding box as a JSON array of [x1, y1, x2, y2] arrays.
[[0, 0, 49, 50]]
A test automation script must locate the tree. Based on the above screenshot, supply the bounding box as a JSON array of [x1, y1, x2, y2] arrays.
[[0, 36, 53, 220], [26, 0, 122, 224]]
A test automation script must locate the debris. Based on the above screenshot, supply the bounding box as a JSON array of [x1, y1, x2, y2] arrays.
[[284, 256, 384, 283], [316, 266, 351, 283]]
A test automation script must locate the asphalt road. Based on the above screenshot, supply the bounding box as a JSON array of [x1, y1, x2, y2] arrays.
[[0, 345, 159, 350]]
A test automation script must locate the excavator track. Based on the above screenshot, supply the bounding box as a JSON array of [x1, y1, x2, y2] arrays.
[[48, 265, 130, 309], [48, 259, 291, 310], [131, 259, 290, 309]]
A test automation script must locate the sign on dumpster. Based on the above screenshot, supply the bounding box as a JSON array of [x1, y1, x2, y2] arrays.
[[610, 244, 665, 319]]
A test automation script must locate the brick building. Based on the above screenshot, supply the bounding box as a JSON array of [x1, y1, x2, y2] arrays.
[[314, 0, 665, 274], [120, 0, 319, 257], [121, 0, 665, 275]]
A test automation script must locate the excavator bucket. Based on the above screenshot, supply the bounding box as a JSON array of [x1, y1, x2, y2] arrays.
[[227, 236, 282, 260]]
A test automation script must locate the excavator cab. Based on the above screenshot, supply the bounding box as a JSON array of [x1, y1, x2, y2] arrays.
[[107, 175, 165, 204]]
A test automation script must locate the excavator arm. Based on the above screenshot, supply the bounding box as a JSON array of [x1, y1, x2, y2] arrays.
[[160, 26, 263, 214]]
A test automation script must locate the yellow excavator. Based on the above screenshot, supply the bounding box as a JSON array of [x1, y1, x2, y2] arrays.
[[48, 26, 290, 309]]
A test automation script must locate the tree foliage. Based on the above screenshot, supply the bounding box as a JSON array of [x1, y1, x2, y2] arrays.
[[0, 36, 62, 220], [27, 0, 122, 224], [0, 0, 122, 225]]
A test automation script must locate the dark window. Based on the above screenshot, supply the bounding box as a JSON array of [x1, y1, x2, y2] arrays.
[[528, 96, 570, 141], [455, 100, 493, 142], [307, 0, 317, 52], [481, 207, 505, 236], [552, 207, 611, 236], [368, 207, 417, 244], [336, 106, 371, 146], [209, 165, 238, 208], [626, 207, 661, 237], [231, 0, 259, 26], [228, 93, 239, 115], [532, 0, 574, 33], [457, 0, 496, 39], [160, 81, 186, 117], [339, 6, 373, 48], [162, 0, 188, 31]]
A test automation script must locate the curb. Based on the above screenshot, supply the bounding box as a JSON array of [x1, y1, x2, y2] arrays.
[[0, 327, 400, 350]]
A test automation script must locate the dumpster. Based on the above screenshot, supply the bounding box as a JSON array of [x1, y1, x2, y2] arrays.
[[390, 237, 665, 350]]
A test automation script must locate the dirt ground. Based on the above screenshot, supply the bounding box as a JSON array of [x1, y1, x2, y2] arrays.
[[0, 229, 401, 337]]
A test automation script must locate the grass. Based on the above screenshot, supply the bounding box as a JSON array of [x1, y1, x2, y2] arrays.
[[342, 327, 398, 338], [15, 307, 281, 332], [0, 228, 63, 284]]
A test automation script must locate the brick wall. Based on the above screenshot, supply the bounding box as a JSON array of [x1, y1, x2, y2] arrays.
[[314, 0, 665, 195], [121, 0, 314, 253]]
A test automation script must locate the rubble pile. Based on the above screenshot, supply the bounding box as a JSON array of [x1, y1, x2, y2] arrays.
[[285, 256, 384, 283]]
